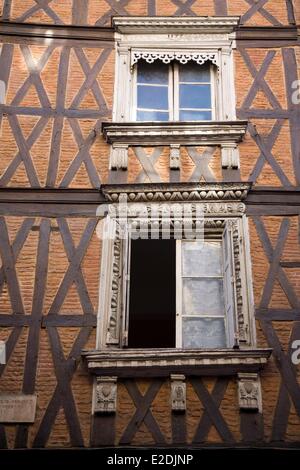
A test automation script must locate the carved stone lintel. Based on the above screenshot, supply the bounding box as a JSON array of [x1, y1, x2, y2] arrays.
[[171, 374, 186, 412], [238, 373, 262, 412], [94, 376, 117, 414], [221, 143, 240, 169], [110, 144, 128, 171], [170, 144, 180, 170]]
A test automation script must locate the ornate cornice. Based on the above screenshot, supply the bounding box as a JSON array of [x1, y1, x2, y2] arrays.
[[112, 16, 240, 35], [102, 121, 248, 146], [101, 183, 251, 204], [82, 348, 272, 377]]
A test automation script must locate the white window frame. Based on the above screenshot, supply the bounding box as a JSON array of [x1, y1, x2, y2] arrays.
[[176, 238, 228, 349], [134, 61, 217, 122], [96, 183, 256, 352], [112, 16, 239, 123]]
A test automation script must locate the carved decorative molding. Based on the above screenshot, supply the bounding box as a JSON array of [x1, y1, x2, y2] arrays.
[[110, 144, 128, 170], [231, 220, 250, 344], [131, 50, 219, 69], [221, 143, 240, 169], [170, 144, 180, 170], [102, 121, 248, 146], [238, 373, 262, 412], [171, 374, 186, 412], [106, 230, 122, 345], [83, 348, 272, 377], [94, 376, 117, 414], [112, 17, 240, 35], [102, 183, 251, 204]]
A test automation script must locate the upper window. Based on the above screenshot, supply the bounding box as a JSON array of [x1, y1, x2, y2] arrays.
[[136, 61, 214, 122]]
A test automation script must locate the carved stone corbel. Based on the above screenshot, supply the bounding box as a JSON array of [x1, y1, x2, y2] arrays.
[[110, 143, 128, 170], [221, 143, 240, 169], [94, 376, 117, 414], [238, 373, 262, 412], [170, 144, 180, 170], [170, 374, 186, 412]]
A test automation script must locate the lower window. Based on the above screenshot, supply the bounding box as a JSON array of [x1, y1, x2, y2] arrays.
[[127, 230, 236, 349]]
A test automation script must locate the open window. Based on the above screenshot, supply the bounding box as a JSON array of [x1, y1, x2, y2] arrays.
[[123, 227, 237, 350]]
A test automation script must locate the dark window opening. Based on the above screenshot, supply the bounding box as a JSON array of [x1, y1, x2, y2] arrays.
[[128, 239, 176, 348]]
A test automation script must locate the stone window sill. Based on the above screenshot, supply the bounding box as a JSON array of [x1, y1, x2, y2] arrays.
[[82, 348, 272, 378]]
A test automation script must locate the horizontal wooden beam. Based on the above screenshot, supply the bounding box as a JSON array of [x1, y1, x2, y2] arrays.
[[0, 21, 114, 43], [236, 26, 298, 46], [0, 187, 300, 216]]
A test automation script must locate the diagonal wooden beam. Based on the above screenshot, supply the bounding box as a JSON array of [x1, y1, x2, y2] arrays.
[[0, 217, 25, 313], [259, 218, 290, 308], [190, 378, 234, 443], [120, 379, 165, 445], [33, 326, 92, 447], [248, 122, 292, 187], [0, 218, 35, 295], [95, 0, 130, 26], [171, 0, 197, 16], [15, 219, 51, 449], [248, 120, 287, 185], [70, 47, 111, 110], [0, 117, 48, 187], [59, 118, 101, 188], [214, 0, 227, 15], [48, 219, 97, 314], [192, 378, 229, 443], [57, 218, 94, 314], [74, 48, 108, 111], [12, 45, 55, 108], [46, 46, 71, 187], [134, 147, 163, 183], [253, 217, 299, 309], [7, 115, 41, 187], [187, 146, 217, 183], [239, 49, 282, 111], [271, 322, 300, 440], [241, 0, 282, 26], [17, 0, 64, 25]]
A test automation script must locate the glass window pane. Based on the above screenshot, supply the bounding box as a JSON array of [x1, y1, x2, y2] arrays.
[[182, 279, 224, 316], [182, 318, 226, 348], [179, 62, 211, 83], [180, 84, 211, 109], [137, 61, 169, 85], [182, 241, 222, 277], [138, 85, 169, 110], [179, 110, 212, 121], [137, 110, 169, 121]]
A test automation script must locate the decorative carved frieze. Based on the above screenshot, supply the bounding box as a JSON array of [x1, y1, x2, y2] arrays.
[[131, 50, 219, 70], [102, 183, 251, 204], [238, 373, 262, 412], [94, 376, 117, 414], [113, 16, 240, 35], [171, 374, 186, 412]]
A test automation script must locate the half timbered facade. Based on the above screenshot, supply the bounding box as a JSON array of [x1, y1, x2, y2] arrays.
[[0, 0, 300, 450]]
